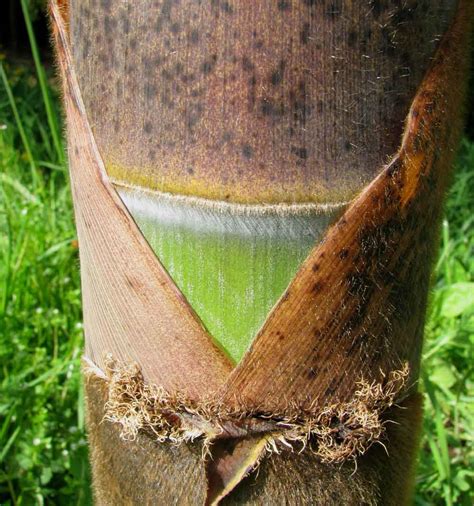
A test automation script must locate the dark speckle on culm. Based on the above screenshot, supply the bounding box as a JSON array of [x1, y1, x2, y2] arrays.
[[144, 122, 153, 134], [278, 1, 290, 11], [339, 249, 349, 259], [161, 0, 173, 17], [222, 131, 233, 143], [170, 22, 181, 34], [242, 56, 254, 72], [312, 281, 324, 293], [221, 1, 234, 14], [291, 146, 308, 159], [270, 61, 285, 86], [201, 61, 214, 74], [300, 23, 310, 44], [307, 367, 318, 379], [260, 99, 285, 118], [188, 30, 199, 44], [242, 144, 253, 159]]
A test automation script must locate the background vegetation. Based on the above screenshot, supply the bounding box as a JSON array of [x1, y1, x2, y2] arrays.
[[0, 4, 472, 505]]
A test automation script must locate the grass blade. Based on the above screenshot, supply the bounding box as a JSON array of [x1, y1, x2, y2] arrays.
[[0, 63, 37, 181], [0, 427, 21, 464], [20, 0, 64, 165]]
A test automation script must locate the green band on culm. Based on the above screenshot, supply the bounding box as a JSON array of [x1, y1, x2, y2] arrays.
[[118, 186, 344, 362]]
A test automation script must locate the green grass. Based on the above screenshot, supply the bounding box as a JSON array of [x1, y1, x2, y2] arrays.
[[0, 10, 473, 505], [0, 53, 91, 504], [415, 139, 474, 506]]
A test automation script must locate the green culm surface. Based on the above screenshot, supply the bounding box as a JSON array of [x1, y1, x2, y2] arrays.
[[119, 189, 340, 362]]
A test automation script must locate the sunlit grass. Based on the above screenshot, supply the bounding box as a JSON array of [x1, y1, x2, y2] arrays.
[[416, 140, 474, 506], [0, 46, 90, 504]]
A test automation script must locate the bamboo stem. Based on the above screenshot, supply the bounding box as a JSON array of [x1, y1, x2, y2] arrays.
[[52, 0, 473, 503]]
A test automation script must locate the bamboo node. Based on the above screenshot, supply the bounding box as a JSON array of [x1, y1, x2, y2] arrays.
[[97, 355, 409, 464]]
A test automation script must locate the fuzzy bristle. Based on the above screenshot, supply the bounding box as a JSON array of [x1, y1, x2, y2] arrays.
[[98, 356, 409, 465]]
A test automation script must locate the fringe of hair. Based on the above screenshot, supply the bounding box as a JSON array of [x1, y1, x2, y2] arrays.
[[93, 355, 409, 464]]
